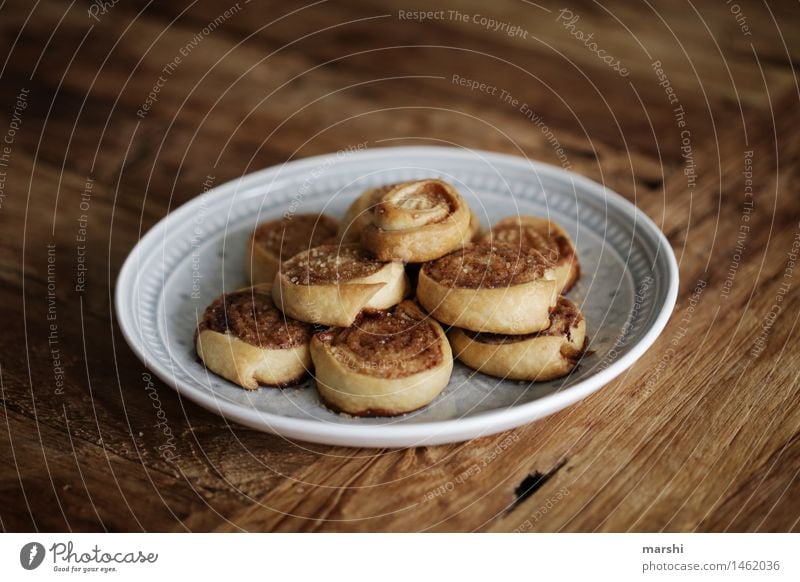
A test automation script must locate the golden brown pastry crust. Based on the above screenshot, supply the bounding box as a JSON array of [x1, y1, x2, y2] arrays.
[[360, 179, 473, 262], [338, 184, 394, 243], [417, 242, 559, 333], [448, 297, 587, 381], [272, 244, 408, 327], [311, 301, 452, 416], [483, 215, 579, 292], [247, 213, 339, 285], [196, 286, 313, 389]]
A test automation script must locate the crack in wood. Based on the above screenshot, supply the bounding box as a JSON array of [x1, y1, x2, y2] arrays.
[[510, 459, 567, 512]]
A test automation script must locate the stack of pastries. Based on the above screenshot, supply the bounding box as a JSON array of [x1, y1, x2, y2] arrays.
[[196, 179, 587, 417]]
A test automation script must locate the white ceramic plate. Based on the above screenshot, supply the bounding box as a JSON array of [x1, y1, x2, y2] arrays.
[[115, 146, 678, 447]]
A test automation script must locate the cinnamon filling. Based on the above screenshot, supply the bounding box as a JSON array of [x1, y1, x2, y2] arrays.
[[316, 303, 443, 378], [484, 219, 575, 267], [252, 213, 338, 261], [199, 288, 312, 349], [280, 244, 384, 285], [465, 297, 584, 344], [422, 241, 550, 288]]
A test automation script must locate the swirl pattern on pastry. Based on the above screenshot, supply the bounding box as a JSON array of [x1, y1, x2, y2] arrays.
[[360, 179, 473, 262], [273, 244, 408, 327], [340, 180, 481, 247], [482, 215, 579, 292], [247, 213, 339, 285], [418, 241, 558, 334], [311, 301, 452, 416], [196, 286, 313, 389], [448, 297, 587, 381], [338, 184, 395, 243]]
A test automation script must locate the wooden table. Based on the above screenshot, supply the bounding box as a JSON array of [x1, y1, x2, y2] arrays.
[[1, 0, 798, 532]]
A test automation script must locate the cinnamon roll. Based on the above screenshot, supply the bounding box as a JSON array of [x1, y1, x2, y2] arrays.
[[247, 213, 339, 285], [338, 184, 394, 243], [417, 241, 558, 334], [196, 286, 313, 389], [482, 215, 579, 292], [311, 301, 452, 416], [360, 179, 473, 262], [448, 297, 587, 381], [273, 244, 408, 327]]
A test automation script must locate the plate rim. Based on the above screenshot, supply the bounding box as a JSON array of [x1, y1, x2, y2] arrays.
[[115, 145, 679, 448]]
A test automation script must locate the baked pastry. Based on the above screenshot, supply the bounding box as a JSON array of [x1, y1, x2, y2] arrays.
[[448, 297, 586, 381], [360, 179, 473, 262], [338, 184, 394, 243], [417, 241, 558, 334], [482, 215, 579, 292], [247, 213, 339, 285], [311, 301, 452, 416], [273, 244, 408, 327], [196, 286, 313, 389], [340, 182, 482, 245]]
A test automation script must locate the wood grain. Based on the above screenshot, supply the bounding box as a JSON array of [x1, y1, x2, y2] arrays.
[[0, 0, 798, 532]]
